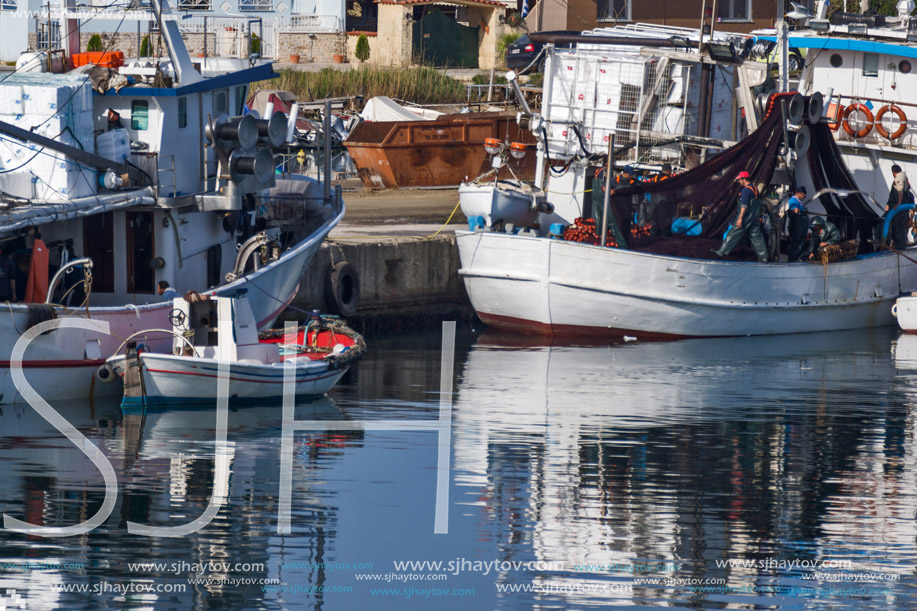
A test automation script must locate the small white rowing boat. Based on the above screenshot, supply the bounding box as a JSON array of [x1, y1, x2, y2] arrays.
[[103, 293, 364, 411]]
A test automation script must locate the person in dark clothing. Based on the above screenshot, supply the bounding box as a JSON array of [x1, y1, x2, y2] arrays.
[[594, 165, 636, 230], [0, 246, 17, 302], [886, 164, 914, 249], [714, 171, 768, 262], [787, 186, 809, 262], [807, 216, 841, 260]]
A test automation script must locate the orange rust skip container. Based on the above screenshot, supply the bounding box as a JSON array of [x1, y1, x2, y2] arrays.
[[71, 51, 125, 68]]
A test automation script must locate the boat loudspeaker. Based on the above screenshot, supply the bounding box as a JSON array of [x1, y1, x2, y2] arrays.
[[789, 124, 811, 155], [257, 112, 288, 148], [787, 93, 805, 126], [807, 92, 824, 124], [208, 114, 259, 149], [229, 148, 274, 185]]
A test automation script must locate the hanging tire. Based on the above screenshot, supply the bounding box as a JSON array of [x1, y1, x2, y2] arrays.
[[324, 261, 360, 318]]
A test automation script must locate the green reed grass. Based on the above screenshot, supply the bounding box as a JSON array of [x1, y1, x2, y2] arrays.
[[252, 66, 468, 106]]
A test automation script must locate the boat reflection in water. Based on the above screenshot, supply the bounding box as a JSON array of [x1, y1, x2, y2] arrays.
[[452, 327, 916, 608], [0, 397, 358, 610]]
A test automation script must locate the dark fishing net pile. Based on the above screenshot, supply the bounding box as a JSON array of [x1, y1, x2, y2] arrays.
[[597, 94, 878, 260]]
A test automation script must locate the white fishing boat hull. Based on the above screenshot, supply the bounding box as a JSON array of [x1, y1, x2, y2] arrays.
[[457, 230, 917, 338], [109, 353, 348, 412], [0, 202, 343, 405]]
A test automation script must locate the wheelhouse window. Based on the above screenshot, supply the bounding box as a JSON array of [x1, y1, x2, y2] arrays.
[[131, 100, 149, 131], [178, 96, 188, 129], [236, 86, 247, 115], [717, 0, 750, 22], [863, 53, 879, 77], [597, 0, 630, 22], [214, 90, 228, 115]]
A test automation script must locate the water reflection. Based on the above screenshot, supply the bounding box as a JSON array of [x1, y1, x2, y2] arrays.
[[452, 328, 916, 609], [0, 329, 915, 610]]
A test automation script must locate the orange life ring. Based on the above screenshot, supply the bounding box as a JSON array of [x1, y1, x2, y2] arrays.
[[875, 104, 908, 140], [842, 103, 874, 138]]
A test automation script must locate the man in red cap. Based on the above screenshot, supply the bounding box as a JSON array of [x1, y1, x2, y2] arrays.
[[713, 171, 768, 262]]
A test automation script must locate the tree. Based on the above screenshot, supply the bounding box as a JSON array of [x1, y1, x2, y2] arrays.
[[87, 34, 103, 52], [355, 34, 370, 63], [139, 35, 151, 58]]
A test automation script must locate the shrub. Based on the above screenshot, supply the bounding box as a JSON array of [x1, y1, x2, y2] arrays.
[[355, 34, 370, 63], [139, 35, 151, 57], [87, 34, 103, 52]]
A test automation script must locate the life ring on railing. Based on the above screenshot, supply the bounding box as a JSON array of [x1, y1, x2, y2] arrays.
[[875, 104, 908, 140], [842, 103, 874, 138]]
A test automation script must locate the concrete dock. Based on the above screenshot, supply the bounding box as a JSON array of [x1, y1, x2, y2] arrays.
[[283, 185, 472, 334]]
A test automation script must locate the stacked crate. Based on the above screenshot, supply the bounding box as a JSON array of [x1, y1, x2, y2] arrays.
[[0, 74, 96, 201]]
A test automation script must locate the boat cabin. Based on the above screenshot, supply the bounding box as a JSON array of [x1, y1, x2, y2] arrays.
[[170, 294, 277, 363]]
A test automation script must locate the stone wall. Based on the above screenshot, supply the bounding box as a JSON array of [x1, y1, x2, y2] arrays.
[[275, 32, 348, 63], [28, 32, 225, 58]]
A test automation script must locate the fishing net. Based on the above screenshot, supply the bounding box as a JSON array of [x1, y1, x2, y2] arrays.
[[598, 94, 879, 259]]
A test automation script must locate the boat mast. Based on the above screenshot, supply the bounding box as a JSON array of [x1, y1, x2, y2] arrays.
[[149, 0, 203, 85]]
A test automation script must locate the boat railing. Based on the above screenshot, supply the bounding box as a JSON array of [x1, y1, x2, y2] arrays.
[[46, 258, 92, 306], [828, 93, 917, 151]]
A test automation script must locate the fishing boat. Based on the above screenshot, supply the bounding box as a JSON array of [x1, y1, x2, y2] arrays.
[[103, 293, 364, 411], [456, 87, 917, 338], [0, 0, 347, 404]]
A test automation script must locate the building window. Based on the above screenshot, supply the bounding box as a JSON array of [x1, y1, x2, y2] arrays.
[[597, 0, 630, 22], [178, 97, 188, 129], [239, 0, 272, 11], [863, 53, 879, 77], [177, 0, 211, 9], [717, 0, 750, 22], [0, 0, 16, 10], [131, 100, 149, 131]]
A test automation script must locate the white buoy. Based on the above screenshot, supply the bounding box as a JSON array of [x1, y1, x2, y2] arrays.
[[286, 102, 299, 143]]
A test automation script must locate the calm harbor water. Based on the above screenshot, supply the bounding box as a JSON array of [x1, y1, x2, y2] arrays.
[[1, 325, 917, 610]]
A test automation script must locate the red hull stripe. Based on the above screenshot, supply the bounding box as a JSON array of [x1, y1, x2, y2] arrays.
[[0, 359, 107, 369], [476, 312, 699, 340]]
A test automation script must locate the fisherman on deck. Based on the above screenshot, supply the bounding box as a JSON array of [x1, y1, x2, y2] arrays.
[[886, 164, 914, 249], [807, 216, 841, 260], [608, 165, 636, 196], [786, 186, 809, 262], [594, 165, 636, 230], [713, 171, 768, 262]]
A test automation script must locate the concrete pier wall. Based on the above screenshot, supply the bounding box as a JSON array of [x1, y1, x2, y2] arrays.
[[282, 233, 471, 333]]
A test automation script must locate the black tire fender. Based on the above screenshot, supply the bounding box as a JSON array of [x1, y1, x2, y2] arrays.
[[324, 261, 360, 317]]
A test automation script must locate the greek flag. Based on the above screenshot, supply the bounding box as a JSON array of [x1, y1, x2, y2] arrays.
[[521, 0, 529, 18]]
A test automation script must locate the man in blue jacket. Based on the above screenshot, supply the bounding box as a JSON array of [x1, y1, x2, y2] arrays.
[[787, 186, 809, 262]]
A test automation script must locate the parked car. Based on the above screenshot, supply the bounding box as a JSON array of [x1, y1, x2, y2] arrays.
[[505, 32, 576, 72]]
